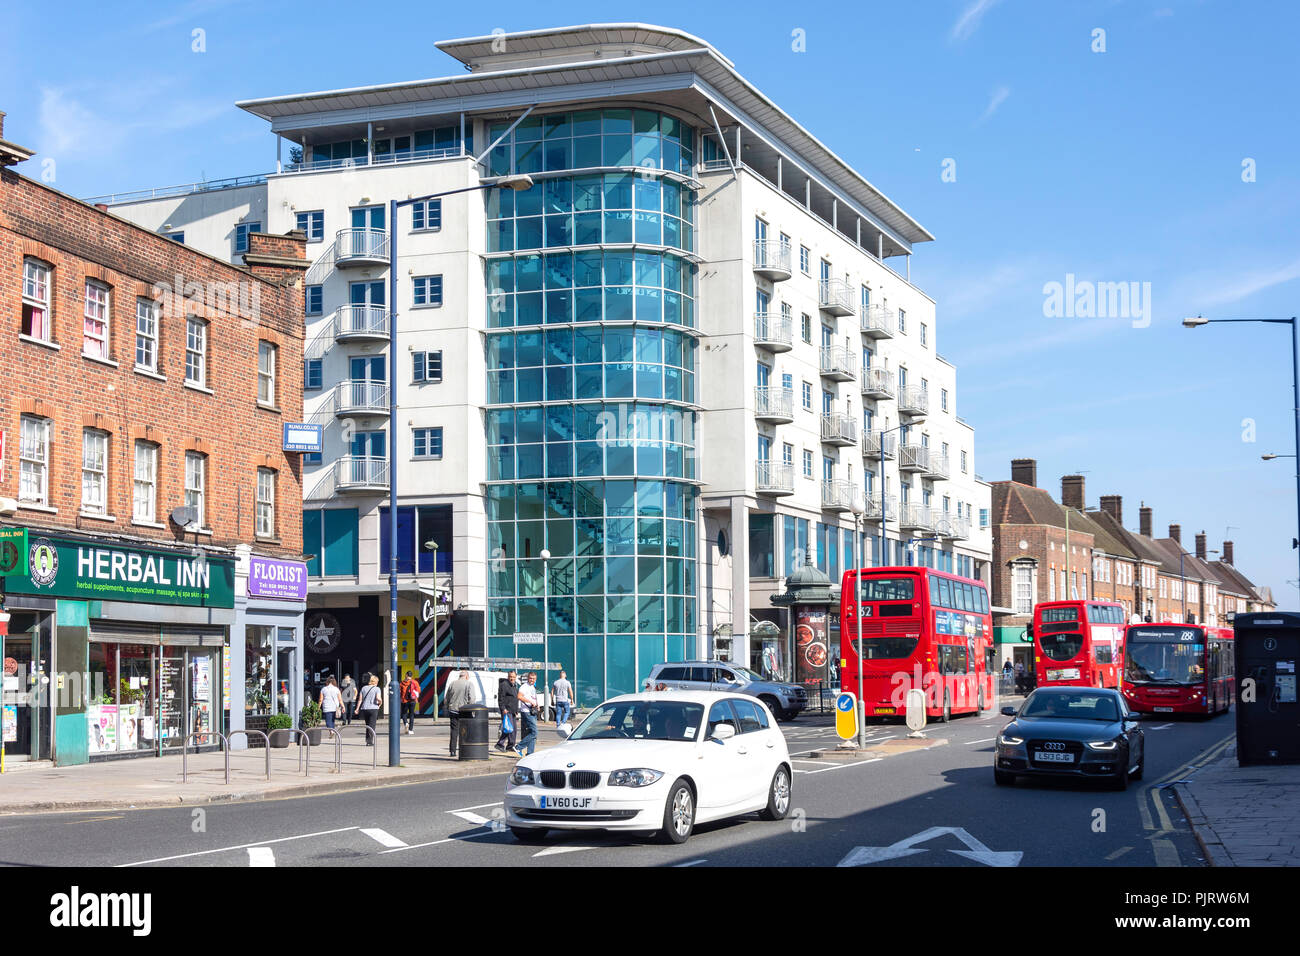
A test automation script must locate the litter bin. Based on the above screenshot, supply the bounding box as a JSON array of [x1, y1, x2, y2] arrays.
[[459, 704, 490, 761]]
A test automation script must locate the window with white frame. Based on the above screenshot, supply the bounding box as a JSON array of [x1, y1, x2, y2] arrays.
[[411, 199, 442, 231], [898, 308, 906, 333], [295, 211, 324, 242], [920, 322, 928, 347], [83, 280, 110, 359], [1013, 562, 1036, 614], [941, 388, 949, 412], [802, 449, 813, 478], [81, 429, 109, 514], [256, 468, 276, 538], [799, 245, 810, 275], [801, 381, 812, 411], [413, 275, 443, 307], [135, 298, 158, 371], [133, 441, 158, 522], [782, 442, 793, 467], [413, 350, 443, 383], [22, 258, 52, 341], [413, 427, 443, 459], [960, 450, 968, 473], [185, 317, 207, 386], [258, 341, 277, 405], [801, 313, 811, 343], [185, 452, 206, 528], [234, 221, 262, 254], [19, 415, 51, 505]]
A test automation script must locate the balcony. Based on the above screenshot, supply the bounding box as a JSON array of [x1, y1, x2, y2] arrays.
[[925, 453, 951, 481], [752, 240, 793, 282], [863, 494, 898, 523], [935, 513, 970, 539], [754, 312, 793, 352], [755, 461, 795, 496], [334, 228, 389, 268], [754, 387, 795, 423], [334, 455, 388, 493], [820, 414, 858, 446], [898, 502, 934, 531], [899, 443, 930, 473], [897, 384, 929, 421], [334, 380, 389, 417], [861, 304, 896, 339], [334, 304, 389, 342], [821, 479, 857, 512], [819, 278, 855, 316], [861, 366, 895, 400], [819, 345, 857, 381], [863, 432, 897, 461]]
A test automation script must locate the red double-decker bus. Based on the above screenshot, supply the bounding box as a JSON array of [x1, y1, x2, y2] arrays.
[[1121, 623, 1234, 716], [839, 566, 994, 722], [1030, 600, 1127, 689]]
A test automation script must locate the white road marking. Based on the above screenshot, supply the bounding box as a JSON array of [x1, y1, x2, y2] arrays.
[[119, 827, 359, 867], [839, 826, 1021, 867], [1148, 723, 1174, 730], [361, 828, 407, 848], [247, 847, 276, 867], [674, 859, 707, 867], [449, 810, 491, 826], [533, 844, 600, 857], [1105, 846, 1133, 861], [794, 758, 883, 775], [965, 737, 998, 745], [448, 801, 503, 813]]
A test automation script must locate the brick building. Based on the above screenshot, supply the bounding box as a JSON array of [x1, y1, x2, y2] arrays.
[[0, 117, 310, 766]]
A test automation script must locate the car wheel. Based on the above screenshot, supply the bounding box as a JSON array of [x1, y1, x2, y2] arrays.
[[759, 766, 792, 821], [658, 779, 695, 844], [510, 826, 548, 843], [759, 696, 781, 720], [994, 769, 1015, 786]]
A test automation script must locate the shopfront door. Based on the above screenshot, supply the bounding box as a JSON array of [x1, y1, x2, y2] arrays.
[[2, 612, 51, 762], [277, 644, 297, 720]]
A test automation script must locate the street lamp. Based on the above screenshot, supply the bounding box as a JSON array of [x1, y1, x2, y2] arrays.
[[1262, 453, 1295, 461], [539, 548, 551, 692], [874, 422, 911, 568], [1184, 313, 1300, 589], [384, 174, 533, 767], [904, 533, 941, 566], [849, 496, 866, 749]]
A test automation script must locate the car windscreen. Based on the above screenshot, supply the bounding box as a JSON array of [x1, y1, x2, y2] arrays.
[[568, 700, 705, 742], [857, 576, 915, 601], [1021, 692, 1119, 721]]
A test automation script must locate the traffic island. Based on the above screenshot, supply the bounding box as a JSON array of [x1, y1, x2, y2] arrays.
[[806, 737, 950, 759]]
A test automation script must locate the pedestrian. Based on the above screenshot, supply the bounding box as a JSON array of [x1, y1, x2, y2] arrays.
[[358, 674, 382, 744], [551, 669, 573, 727], [340, 674, 357, 726], [495, 670, 520, 754], [444, 670, 474, 757], [319, 677, 343, 731], [516, 671, 540, 757], [1014, 660, 1026, 695], [400, 670, 420, 735]]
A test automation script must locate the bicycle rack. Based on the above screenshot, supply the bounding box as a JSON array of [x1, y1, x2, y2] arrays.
[[181, 731, 231, 784], [362, 726, 379, 769], [321, 727, 342, 773], [226, 730, 271, 780], [285, 729, 312, 776]]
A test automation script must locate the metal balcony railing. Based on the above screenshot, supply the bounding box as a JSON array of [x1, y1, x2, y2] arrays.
[[897, 384, 929, 418], [755, 461, 795, 495], [898, 502, 934, 530], [942, 515, 971, 539], [334, 304, 389, 341], [819, 345, 857, 381], [754, 386, 795, 422], [861, 366, 895, 400], [820, 414, 858, 445], [818, 278, 855, 315], [899, 443, 931, 473], [334, 380, 389, 416], [753, 240, 793, 280], [754, 312, 793, 351], [864, 303, 896, 337], [821, 479, 856, 511], [863, 494, 898, 523], [334, 228, 389, 265], [926, 453, 951, 480], [863, 432, 897, 460], [335, 455, 388, 492]]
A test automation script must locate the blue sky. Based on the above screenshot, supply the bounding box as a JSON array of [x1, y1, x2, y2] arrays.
[[5, 0, 1298, 597]]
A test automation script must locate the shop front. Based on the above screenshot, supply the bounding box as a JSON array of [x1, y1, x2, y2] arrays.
[[231, 551, 307, 745], [0, 528, 235, 766]]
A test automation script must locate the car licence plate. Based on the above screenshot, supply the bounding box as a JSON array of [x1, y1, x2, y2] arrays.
[[1154, 706, 1173, 713], [1034, 751, 1075, 763], [539, 796, 592, 809], [874, 707, 896, 714]]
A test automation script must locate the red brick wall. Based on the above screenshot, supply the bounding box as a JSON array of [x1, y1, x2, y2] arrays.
[[0, 169, 307, 556], [991, 522, 1096, 626]]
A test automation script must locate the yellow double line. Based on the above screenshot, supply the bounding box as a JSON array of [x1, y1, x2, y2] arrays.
[[1138, 731, 1234, 866]]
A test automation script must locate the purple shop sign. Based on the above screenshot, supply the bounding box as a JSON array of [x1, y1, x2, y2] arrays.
[[248, 556, 308, 601]]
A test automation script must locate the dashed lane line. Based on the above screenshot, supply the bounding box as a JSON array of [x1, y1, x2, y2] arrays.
[[247, 847, 275, 867], [450, 810, 492, 826], [117, 826, 360, 867], [794, 758, 883, 775], [361, 828, 408, 849]]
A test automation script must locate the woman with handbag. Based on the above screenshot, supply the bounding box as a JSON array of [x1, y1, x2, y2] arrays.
[[495, 671, 520, 754], [319, 677, 343, 731], [357, 675, 382, 745]]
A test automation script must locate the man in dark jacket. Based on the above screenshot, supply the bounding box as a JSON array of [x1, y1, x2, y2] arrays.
[[494, 671, 520, 753]]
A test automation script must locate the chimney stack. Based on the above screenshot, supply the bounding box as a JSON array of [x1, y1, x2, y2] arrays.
[[1011, 458, 1038, 487], [1099, 495, 1123, 524], [1061, 475, 1086, 511], [1169, 524, 1181, 544], [0, 112, 6, 138], [1195, 532, 1207, 561], [1223, 541, 1234, 565], [1139, 505, 1153, 539]]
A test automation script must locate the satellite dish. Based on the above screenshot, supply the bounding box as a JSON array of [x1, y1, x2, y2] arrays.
[[170, 506, 199, 529]]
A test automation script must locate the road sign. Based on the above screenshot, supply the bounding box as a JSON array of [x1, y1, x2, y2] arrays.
[[513, 632, 544, 645], [835, 692, 858, 740], [838, 826, 1022, 867]]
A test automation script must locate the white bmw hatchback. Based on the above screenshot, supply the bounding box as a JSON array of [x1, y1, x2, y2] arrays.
[[504, 691, 793, 844]]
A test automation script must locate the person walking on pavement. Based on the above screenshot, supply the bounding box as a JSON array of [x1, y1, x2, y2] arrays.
[[358, 674, 383, 745], [516, 671, 540, 757], [444, 670, 474, 757], [340, 674, 357, 726], [552, 669, 573, 727], [319, 677, 343, 731], [400, 670, 420, 735], [495, 670, 520, 754]]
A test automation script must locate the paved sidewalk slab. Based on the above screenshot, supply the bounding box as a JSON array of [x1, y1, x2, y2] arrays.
[[1174, 745, 1300, 867]]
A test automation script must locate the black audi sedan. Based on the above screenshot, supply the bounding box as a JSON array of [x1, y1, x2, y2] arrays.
[[994, 687, 1144, 790]]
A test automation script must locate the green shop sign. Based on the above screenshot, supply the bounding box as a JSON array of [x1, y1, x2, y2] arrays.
[[0, 528, 27, 576], [3, 533, 234, 608]]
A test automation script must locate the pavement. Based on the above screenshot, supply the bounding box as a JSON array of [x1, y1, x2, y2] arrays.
[[0, 715, 566, 814], [1174, 743, 1300, 867]]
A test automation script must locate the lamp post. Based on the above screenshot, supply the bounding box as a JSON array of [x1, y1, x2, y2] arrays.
[[849, 496, 866, 749], [875, 422, 911, 568], [539, 548, 551, 695], [385, 174, 533, 768], [1184, 314, 1300, 589]]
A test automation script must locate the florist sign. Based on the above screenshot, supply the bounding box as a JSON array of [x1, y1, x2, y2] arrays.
[[248, 556, 307, 601], [5, 534, 235, 608]]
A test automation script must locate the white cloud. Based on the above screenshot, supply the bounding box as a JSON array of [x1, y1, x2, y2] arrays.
[[37, 83, 228, 162], [951, 0, 1004, 43], [977, 85, 1011, 124], [1187, 257, 1300, 310]]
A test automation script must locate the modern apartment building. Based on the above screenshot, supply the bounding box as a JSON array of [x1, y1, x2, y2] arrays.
[[99, 24, 992, 704]]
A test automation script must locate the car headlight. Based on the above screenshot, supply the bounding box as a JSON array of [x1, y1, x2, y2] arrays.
[[998, 734, 1024, 746], [608, 768, 664, 788], [1086, 740, 1119, 751], [509, 767, 535, 786]]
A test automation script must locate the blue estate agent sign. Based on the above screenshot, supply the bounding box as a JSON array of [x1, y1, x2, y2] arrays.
[[283, 422, 323, 453]]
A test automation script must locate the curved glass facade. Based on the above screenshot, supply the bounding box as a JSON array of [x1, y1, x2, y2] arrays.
[[485, 109, 700, 705]]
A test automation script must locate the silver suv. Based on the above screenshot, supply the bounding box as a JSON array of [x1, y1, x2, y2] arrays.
[[647, 661, 807, 721]]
